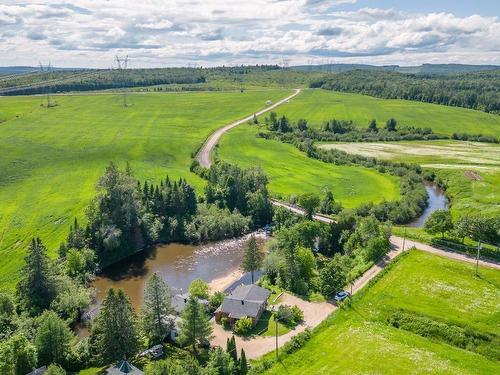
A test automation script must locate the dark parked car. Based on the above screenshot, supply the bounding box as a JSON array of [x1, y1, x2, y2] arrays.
[[334, 291, 351, 302]]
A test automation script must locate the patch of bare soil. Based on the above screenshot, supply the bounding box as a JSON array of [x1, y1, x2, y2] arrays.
[[464, 170, 482, 180]]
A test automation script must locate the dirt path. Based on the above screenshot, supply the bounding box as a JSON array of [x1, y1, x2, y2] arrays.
[[196, 89, 301, 168]]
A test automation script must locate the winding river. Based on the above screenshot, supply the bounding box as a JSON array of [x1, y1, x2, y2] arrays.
[[407, 184, 449, 228], [91, 232, 267, 311]]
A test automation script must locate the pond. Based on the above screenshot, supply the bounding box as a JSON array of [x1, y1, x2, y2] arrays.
[[407, 183, 449, 228]]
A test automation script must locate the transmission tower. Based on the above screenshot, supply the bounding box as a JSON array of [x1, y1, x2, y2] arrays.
[[39, 61, 53, 107], [115, 55, 129, 107]]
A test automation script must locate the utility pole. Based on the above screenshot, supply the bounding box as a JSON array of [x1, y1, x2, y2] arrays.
[[476, 241, 482, 276], [39, 62, 52, 107], [115, 55, 129, 107], [275, 316, 279, 361], [402, 227, 407, 252]]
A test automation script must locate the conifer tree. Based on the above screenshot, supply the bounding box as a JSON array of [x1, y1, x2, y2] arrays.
[[241, 235, 263, 283], [16, 238, 55, 314], [90, 288, 140, 363], [239, 349, 248, 375], [179, 295, 212, 350], [142, 273, 173, 345]]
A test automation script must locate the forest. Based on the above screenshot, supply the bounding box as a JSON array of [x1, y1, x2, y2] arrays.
[[310, 70, 500, 114]]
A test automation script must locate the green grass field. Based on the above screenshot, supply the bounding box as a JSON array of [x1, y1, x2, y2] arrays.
[[319, 140, 500, 170], [272, 89, 500, 136], [217, 123, 400, 205], [319, 140, 500, 218], [259, 250, 500, 374], [0, 89, 290, 289]]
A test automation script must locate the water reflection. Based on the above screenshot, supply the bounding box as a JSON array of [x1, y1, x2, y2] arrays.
[[92, 232, 267, 311], [408, 184, 448, 228]]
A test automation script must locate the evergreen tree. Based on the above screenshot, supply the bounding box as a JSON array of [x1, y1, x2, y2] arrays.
[[142, 273, 173, 345], [239, 349, 248, 375], [90, 288, 140, 363], [241, 235, 263, 283], [226, 335, 237, 363], [385, 118, 397, 132], [16, 238, 56, 314], [35, 310, 73, 366], [368, 119, 378, 132], [204, 347, 235, 375], [178, 295, 212, 349]]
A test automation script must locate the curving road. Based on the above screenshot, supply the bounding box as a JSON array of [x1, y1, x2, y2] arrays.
[[272, 200, 500, 269], [196, 88, 301, 168]]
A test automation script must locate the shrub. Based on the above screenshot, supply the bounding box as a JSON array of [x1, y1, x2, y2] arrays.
[[283, 328, 312, 354], [234, 317, 253, 335], [276, 305, 304, 326], [220, 316, 230, 330]]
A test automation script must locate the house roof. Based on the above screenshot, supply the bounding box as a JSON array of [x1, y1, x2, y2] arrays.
[[219, 284, 270, 319], [106, 360, 143, 375], [171, 293, 208, 315], [27, 366, 47, 375]]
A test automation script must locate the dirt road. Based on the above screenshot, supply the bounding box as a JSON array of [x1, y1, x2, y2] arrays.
[[196, 89, 301, 168], [210, 244, 404, 359], [272, 200, 500, 269]]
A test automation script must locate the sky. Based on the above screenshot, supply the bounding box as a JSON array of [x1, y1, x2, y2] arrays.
[[1, 0, 499, 68]]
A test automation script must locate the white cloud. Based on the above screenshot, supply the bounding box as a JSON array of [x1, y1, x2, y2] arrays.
[[0, 1, 498, 67]]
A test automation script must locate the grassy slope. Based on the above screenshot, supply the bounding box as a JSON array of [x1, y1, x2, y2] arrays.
[[217, 123, 400, 206], [261, 250, 500, 374], [0, 90, 289, 289], [318, 140, 500, 218], [272, 89, 500, 136], [319, 140, 500, 169]]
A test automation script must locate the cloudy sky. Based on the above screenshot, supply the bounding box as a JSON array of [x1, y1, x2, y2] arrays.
[[1, 0, 499, 68]]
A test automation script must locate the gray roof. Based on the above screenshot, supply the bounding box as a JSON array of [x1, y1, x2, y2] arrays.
[[219, 284, 270, 319], [26, 366, 47, 375], [172, 293, 208, 315], [107, 360, 143, 375]]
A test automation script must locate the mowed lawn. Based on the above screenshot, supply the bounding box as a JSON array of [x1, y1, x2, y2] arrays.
[[260, 250, 500, 374], [218, 123, 400, 205], [272, 89, 500, 136], [0, 89, 289, 289]]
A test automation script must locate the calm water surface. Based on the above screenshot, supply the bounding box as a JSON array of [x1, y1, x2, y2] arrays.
[[92, 233, 266, 311], [408, 184, 448, 228]]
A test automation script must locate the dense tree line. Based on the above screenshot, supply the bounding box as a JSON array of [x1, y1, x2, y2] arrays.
[[0, 65, 283, 95], [424, 210, 500, 260], [203, 162, 274, 227], [0, 69, 206, 95], [310, 69, 500, 114], [59, 162, 268, 267], [263, 112, 498, 143], [260, 115, 429, 224], [262, 209, 391, 297]]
